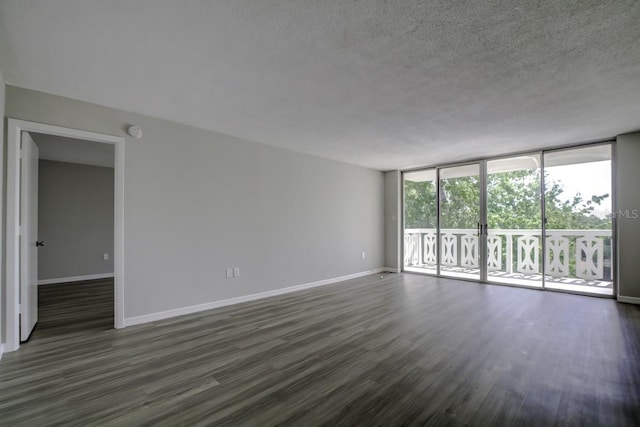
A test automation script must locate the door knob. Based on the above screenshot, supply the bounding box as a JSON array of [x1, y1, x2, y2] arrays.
[[35, 241, 45, 247]]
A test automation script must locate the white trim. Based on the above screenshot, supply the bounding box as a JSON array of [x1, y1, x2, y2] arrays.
[[124, 268, 387, 327], [10, 121, 122, 144], [38, 274, 115, 286], [395, 171, 402, 271], [384, 267, 400, 273], [4, 119, 125, 353], [114, 138, 125, 329], [0, 343, 4, 362], [617, 295, 640, 305]]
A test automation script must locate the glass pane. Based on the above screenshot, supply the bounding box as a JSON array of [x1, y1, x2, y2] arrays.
[[439, 164, 480, 280], [403, 169, 437, 274], [486, 154, 542, 288], [543, 145, 613, 296]]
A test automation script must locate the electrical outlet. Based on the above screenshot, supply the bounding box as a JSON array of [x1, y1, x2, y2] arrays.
[[226, 268, 233, 278], [361, 252, 366, 259], [233, 267, 240, 277], [103, 253, 109, 260]]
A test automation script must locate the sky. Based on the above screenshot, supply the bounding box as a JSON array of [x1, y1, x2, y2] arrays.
[[545, 160, 612, 216]]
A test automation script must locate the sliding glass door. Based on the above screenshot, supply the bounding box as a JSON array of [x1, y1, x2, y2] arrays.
[[403, 169, 438, 274], [402, 142, 614, 297], [543, 145, 613, 296], [486, 154, 543, 288], [438, 164, 481, 281]]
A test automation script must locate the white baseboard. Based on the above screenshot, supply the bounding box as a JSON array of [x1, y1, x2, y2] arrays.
[[384, 267, 400, 273], [617, 295, 640, 305], [124, 268, 387, 327], [38, 273, 115, 286], [0, 343, 4, 362]]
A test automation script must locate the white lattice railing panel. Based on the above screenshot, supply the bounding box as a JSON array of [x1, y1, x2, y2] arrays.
[[422, 232, 437, 265], [545, 236, 569, 278], [404, 233, 420, 266], [517, 236, 539, 274], [461, 234, 478, 268], [487, 235, 502, 271], [441, 233, 457, 266], [576, 237, 604, 280]]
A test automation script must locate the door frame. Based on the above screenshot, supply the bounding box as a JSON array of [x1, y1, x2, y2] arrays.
[[4, 118, 125, 352]]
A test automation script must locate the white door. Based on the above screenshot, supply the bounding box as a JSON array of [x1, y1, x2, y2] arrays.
[[20, 132, 39, 341]]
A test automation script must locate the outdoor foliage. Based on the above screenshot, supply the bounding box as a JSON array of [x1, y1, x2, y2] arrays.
[[404, 169, 611, 230]]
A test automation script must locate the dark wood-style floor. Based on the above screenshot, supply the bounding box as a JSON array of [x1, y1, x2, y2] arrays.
[[31, 279, 115, 338], [1, 274, 639, 426]]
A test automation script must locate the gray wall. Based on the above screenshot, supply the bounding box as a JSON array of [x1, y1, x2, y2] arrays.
[[615, 132, 640, 301], [38, 160, 114, 280], [384, 171, 401, 271], [5, 86, 385, 319]]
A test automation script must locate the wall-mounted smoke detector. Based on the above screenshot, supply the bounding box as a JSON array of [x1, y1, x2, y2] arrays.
[[127, 125, 143, 139]]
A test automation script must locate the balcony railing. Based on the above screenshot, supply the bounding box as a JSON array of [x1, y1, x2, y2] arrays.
[[404, 228, 612, 282]]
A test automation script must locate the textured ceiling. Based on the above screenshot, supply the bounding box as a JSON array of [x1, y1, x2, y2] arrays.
[[1, 1, 639, 170]]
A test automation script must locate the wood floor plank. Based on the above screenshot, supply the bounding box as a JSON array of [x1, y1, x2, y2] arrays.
[[1, 274, 639, 426]]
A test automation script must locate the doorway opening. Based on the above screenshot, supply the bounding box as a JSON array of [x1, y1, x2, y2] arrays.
[[4, 119, 125, 352], [29, 132, 116, 341]]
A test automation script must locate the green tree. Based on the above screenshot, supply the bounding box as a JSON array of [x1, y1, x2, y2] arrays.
[[487, 170, 541, 229], [403, 180, 437, 228], [404, 169, 611, 230], [439, 176, 480, 228]]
